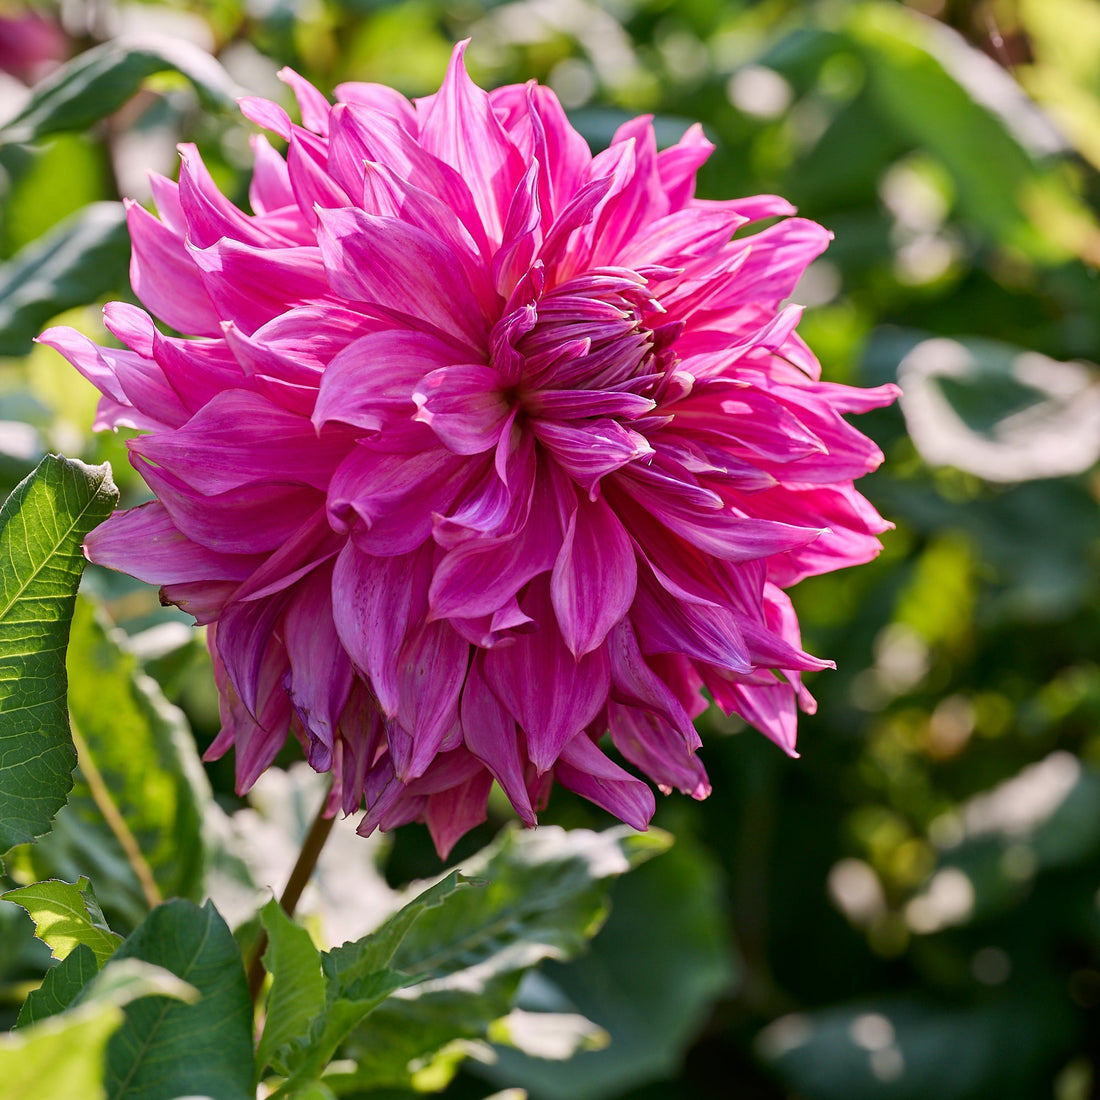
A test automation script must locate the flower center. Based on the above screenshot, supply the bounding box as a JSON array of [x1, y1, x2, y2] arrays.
[[490, 267, 680, 405]]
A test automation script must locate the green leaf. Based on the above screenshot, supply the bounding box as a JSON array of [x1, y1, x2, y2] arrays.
[[256, 898, 326, 1079], [846, 2, 1094, 261], [0, 202, 129, 356], [483, 827, 737, 1100], [16, 942, 100, 1028], [0, 35, 241, 146], [329, 826, 670, 1095], [0, 455, 117, 855], [106, 899, 253, 1100], [271, 872, 468, 1091], [0, 956, 198, 1100], [2, 876, 121, 964], [11, 596, 212, 932]]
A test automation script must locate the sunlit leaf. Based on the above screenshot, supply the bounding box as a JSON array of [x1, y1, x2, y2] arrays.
[[10, 597, 211, 933], [2, 876, 121, 964], [0, 455, 116, 855]]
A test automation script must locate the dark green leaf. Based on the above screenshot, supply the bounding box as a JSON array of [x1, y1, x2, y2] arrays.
[[485, 829, 736, 1099], [756, 990, 1077, 1100], [0, 35, 241, 146], [3, 876, 121, 964], [106, 899, 253, 1100], [15, 942, 100, 1028], [11, 597, 210, 932], [0, 455, 116, 855], [0, 201, 129, 356]]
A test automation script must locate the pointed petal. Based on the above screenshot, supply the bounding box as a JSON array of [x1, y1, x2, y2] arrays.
[[551, 490, 636, 656], [461, 654, 536, 824], [555, 734, 655, 830], [483, 580, 610, 772], [331, 541, 431, 716]]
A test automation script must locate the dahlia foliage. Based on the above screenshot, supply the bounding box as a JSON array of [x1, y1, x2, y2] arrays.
[[43, 43, 898, 856]]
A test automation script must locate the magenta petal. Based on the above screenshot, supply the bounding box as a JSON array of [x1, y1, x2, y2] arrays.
[[135, 458, 323, 555], [551, 490, 636, 657], [314, 329, 456, 434], [606, 618, 700, 749], [125, 200, 221, 337], [85, 501, 260, 584], [414, 364, 510, 454], [328, 446, 474, 555], [132, 390, 350, 495], [416, 40, 524, 243], [424, 770, 494, 859], [483, 580, 610, 773], [316, 206, 488, 354], [608, 702, 710, 799], [392, 620, 470, 781], [278, 67, 332, 134], [555, 734, 655, 831], [189, 238, 331, 335], [248, 134, 295, 215], [631, 571, 753, 674], [534, 418, 652, 496], [282, 565, 353, 766], [461, 654, 536, 824], [331, 541, 430, 716]]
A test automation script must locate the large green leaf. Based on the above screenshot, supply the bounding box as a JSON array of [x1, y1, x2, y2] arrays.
[[3, 876, 121, 964], [0, 35, 240, 146], [105, 899, 253, 1100], [0, 455, 116, 855], [484, 828, 737, 1100], [10, 597, 211, 932], [0, 202, 129, 356], [328, 825, 671, 1095]]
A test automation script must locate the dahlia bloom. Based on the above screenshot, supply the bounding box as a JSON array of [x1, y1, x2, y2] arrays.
[[42, 43, 898, 857]]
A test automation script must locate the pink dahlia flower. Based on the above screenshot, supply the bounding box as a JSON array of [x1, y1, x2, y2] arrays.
[[42, 43, 898, 857]]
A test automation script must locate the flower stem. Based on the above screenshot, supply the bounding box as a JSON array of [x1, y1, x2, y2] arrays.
[[247, 785, 336, 1004]]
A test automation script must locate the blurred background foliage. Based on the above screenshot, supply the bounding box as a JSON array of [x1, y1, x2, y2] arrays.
[[2, 0, 1100, 1097]]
